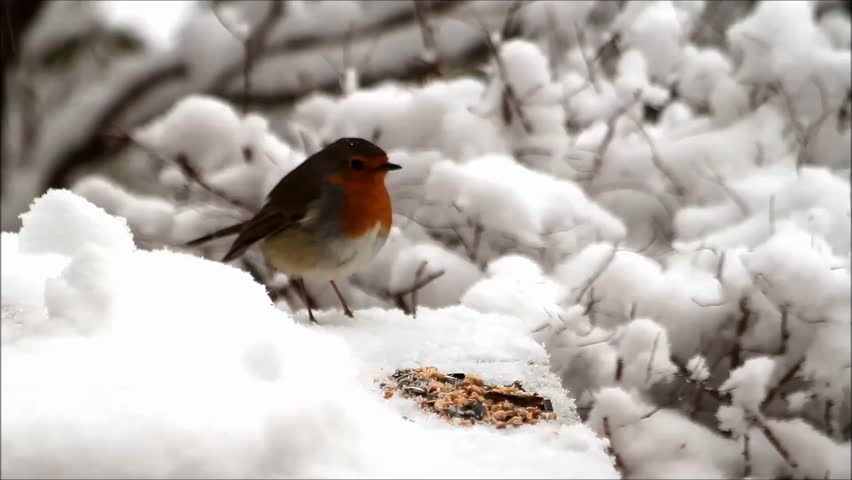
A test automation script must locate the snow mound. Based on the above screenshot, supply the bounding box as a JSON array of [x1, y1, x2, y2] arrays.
[[1, 190, 617, 479]]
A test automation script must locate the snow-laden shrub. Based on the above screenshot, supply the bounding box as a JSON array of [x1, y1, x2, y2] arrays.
[[5, 0, 849, 477]]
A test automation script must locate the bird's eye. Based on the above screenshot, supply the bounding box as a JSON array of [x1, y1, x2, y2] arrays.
[[350, 159, 365, 170]]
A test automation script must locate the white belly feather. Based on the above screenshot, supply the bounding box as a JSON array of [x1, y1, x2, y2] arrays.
[[262, 222, 388, 280]]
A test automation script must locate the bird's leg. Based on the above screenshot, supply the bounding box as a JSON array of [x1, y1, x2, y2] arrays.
[[293, 277, 317, 324], [329, 280, 354, 318]]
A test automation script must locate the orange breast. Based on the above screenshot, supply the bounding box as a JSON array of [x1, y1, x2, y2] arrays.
[[330, 174, 393, 238]]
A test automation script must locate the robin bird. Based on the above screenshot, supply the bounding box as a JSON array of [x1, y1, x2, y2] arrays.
[[186, 137, 401, 323]]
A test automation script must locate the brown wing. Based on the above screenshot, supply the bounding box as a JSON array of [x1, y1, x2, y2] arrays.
[[220, 159, 326, 262], [220, 211, 295, 262], [267, 147, 330, 204]]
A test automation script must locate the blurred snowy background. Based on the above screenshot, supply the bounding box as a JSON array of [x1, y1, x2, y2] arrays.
[[2, 0, 851, 478]]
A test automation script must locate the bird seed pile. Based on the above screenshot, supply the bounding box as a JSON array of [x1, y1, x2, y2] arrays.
[[379, 366, 557, 428]]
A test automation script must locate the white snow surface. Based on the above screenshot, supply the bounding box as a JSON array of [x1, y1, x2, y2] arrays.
[[6, 1, 852, 478], [1, 190, 617, 479]]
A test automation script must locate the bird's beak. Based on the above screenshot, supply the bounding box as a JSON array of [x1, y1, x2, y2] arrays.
[[377, 162, 402, 171]]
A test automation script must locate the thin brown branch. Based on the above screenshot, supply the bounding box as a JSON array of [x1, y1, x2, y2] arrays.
[[12, 70, 39, 168], [751, 414, 799, 471], [392, 268, 446, 298], [1, 0, 47, 68], [761, 358, 803, 411], [125, 130, 255, 215], [572, 22, 600, 92], [477, 19, 533, 133], [614, 357, 624, 382], [45, 61, 188, 190], [716, 250, 727, 280], [355, 265, 447, 315], [602, 416, 627, 476], [697, 159, 751, 216], [212, 1, 286, 112], [573, 243, 619, 304], [640, 406, 662, 420], [591, 32, 620, 66], [776, 306, 790, 355], [730, 296, 751, 369], [576, 331, 616, 348], [772, 81, 807, 145], [671, 355, 732, 404], [626, 113, 687, 197], [210, 0, 465, 93], [215, 28, 498, 105], [588, 181, 679, 220], [173, 153, 255, 214], [241, 1, 286, 113], [583, 93, 641, 183], [470, 222, 484, 265], [412, 0, 442, 76], [825, 398, 835, 437], [646, 331, 662, 384], [769, 81, 847, 171], [410, 260, 429, 318], [499, 0, 525, 39]]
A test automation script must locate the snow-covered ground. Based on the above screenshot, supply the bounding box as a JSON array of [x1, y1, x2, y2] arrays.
[[1, 190, 616, 478], [2, 0, 851, 478]]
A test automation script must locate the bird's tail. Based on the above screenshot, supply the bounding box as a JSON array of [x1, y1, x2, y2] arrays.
[[185, 222, 245, 248]]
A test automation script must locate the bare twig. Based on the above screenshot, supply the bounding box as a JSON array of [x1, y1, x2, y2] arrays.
[[45, 61, 188, 190], [573, 243, 619, 304], [412, 0, 442, 76], [582, 287, 601, 317], [602, 416, 627, 475], [393, 269, 445, 298], [173, 153, 255, 214], [628, 300, 638, 320], [319, 23, 360, 96], [751, 414, 799, 471], [589, 181, 679, 220], [640, 406, 662, 420], [572, 22, 600, 92], [210, 0, 464, 93], [730, 297, 751, 369], [646, 331, 662, 384], [697, 159, 751, 216], [470, 222, 484, 264], [584, 93, 641, 182], [212, 0, 285, 113], [13, 70, 39, 167], [123, 133, 256, 215], [742, 431, 752, 478], [576, 333, 616, 348], [499, 0, 525, 39], [626, 113, 687, 197], [761, 358, 803, 411], [825, 398, 835, 437], [375, 265, 446, 315], [615, 357, 624, 382], [772, 81, 807, 144], [591, 32, 620, 67], [410, 260, 429, 318], [811, 75, 830, 114], [769, 81, 847, 170], [671, 355, 732, 405], [776, 306, 790, 355], [477, 19, 533, 133], [716, 250, 727, 280], [210, 4, 247, 40]]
